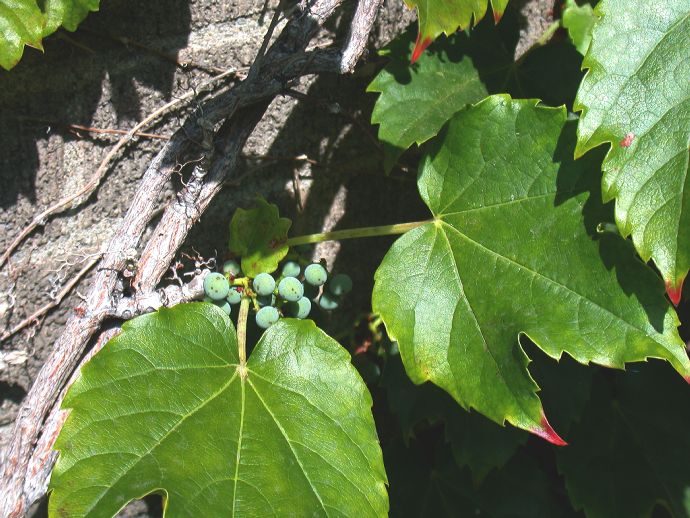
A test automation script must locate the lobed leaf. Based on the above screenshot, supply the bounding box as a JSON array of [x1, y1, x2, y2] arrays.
[[405, 0, 508, 62], [49, 304, 388, 517], [574, 0, 690, 305], [228, 197, 291, 277], [372, 95, 690, 444], [367, 18, 584, 172]]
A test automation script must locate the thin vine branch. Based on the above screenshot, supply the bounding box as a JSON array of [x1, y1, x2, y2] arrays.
[[0, 256, 100, 343], [0, 0, 382, 515], [0, 67, 242, 270]]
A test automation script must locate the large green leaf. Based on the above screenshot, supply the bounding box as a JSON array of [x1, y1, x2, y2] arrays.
[[574, 0, 690, 305], [372, 95, 690, 444], [0, 0, 99, 70], [49, 304, 388, 517], [367, 18, 584, 172], [228, 198, 291, 277], [405, 0, 508, 62], [558, 362, 690, 517]]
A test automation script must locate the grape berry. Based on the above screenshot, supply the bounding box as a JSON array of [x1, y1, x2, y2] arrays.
[[202, 257, 352, 329]]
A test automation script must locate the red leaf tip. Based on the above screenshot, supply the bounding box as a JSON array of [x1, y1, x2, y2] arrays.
[[493, 10, 504, 24], [684, 376, 690, 385], [665, 277, 685, 306], [533, 413, 568, 446], [411, 34, 432, 64]]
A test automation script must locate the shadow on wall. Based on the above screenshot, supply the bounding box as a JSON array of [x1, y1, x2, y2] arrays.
[[0, 0, 193, 209]]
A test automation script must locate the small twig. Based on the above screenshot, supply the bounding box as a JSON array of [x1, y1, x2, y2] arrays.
[[0, 256, 100, 343], [66, 124, 170, 140], [0, 67, 239, 270]]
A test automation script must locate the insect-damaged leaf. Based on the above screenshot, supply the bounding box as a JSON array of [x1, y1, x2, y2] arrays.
[[574, 0, 690, 305], [372, 95, 690, 444], [228, 197, 291, 277], [49, 304, 388, 517]]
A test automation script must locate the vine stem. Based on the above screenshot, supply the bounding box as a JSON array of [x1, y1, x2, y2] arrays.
[[286, 220, 431, 246], [237, 297, 250, 371]]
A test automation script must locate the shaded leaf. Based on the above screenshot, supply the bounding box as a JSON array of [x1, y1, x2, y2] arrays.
[[558, 362, 690, 518], [574, 0, 690, 304], [367, 32, 489, 172], [49, 304, 388, 517], [367, 17, 584, 171], [228, 197, 291, 277], [385, 436, 576, 517], [381, 354, 526, 480], [372, 95, 690, 444]]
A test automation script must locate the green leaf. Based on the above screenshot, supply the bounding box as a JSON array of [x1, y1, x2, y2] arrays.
[[367, 32, 489, 172], [0, 0, 100, 70], [43, 0, 100, 35], [405, 0, 509, 62], [0, 0, 44, 70], [228, 197, 291, 277], [367, 18, 584, 172], [558, 362, 690, 517], [386, 437, 576, 517], [574, 0, 690, 304], [49, 304, 388, 517], [372, 95, 690, 444], [561, 0, 596, 55]]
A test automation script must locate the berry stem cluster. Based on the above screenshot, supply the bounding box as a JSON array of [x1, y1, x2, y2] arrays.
[[237, 297, 250, 368]]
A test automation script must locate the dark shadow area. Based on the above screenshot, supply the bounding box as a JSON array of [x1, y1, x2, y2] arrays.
[[0, 0, 193, 208], [0, 381, 27, 425]]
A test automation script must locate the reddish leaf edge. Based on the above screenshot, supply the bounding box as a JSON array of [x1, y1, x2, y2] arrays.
[[665, 276, 685, 307], [531, 411, 568, 446], [411, 33, 432, 63], [409, 3, 506, 64]]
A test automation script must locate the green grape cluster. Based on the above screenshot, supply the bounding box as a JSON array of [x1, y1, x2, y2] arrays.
[[202, 256, 353, 330]]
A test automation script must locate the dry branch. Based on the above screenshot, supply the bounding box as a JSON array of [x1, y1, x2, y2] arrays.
[[0, 0, 382, 515]]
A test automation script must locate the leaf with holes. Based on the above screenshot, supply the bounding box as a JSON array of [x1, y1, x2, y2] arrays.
[[0, 0, 100, 70], [49, 303, 388, 517], [574, 0, 690, 305], [372, 95, 690, 445], [405, 0, 508, 62], [228, 197, 291, 277]]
